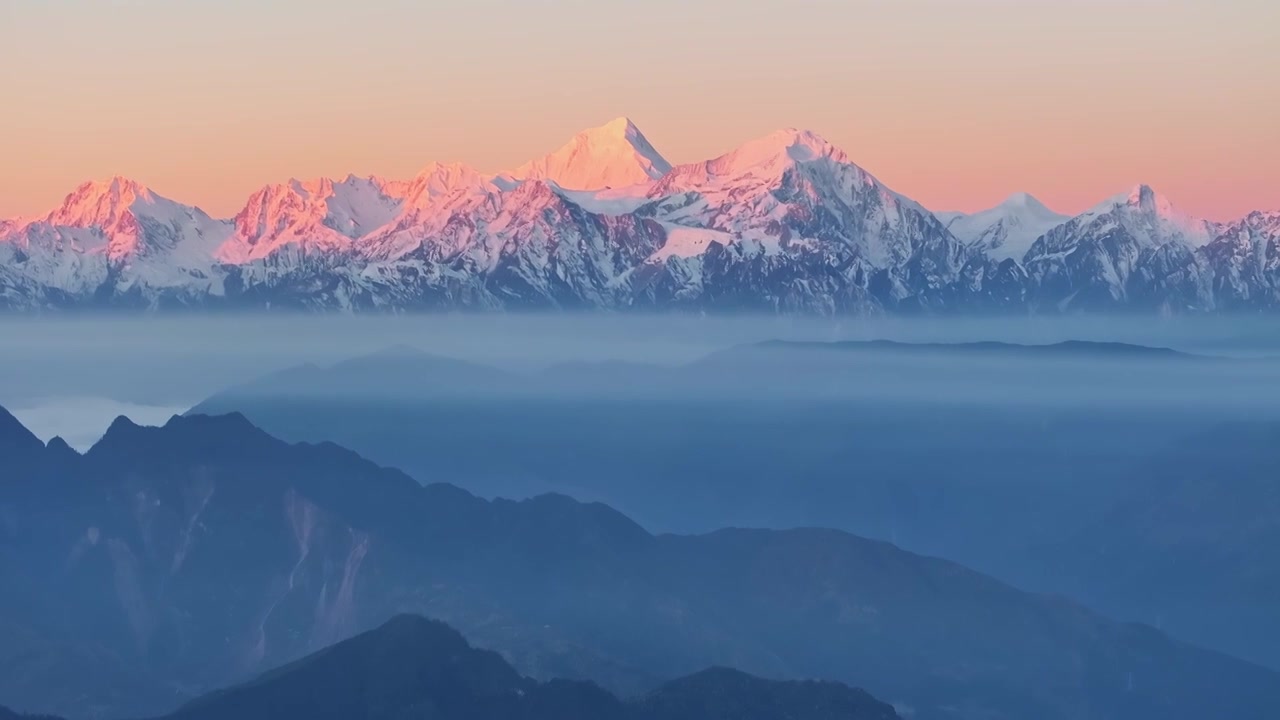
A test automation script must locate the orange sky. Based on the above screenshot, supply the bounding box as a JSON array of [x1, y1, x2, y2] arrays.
[[2, 0, 1276, 221]]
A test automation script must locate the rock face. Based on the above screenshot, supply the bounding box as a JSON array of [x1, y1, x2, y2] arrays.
[[0, 123, 1275, 313]]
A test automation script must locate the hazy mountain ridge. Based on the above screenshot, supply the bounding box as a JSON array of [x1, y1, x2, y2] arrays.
[[3, 405, 1279, 720], [1043, 420, 1280, 670], [188, 340, 1280, 676], [0, 616, 902, 720], [750, 338, 1200, 359], [189, 338, 1239, 410], [160, 615, 901, 720], [1, 122, 1275, 313]]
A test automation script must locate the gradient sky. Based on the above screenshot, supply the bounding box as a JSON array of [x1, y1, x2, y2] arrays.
[[2, 0, 1276, 221]]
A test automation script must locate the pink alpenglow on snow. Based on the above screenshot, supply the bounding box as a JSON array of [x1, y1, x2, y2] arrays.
[[511, 117, 673, 192], [0, 117, 1275, 314], [218, 175, 406, 264]]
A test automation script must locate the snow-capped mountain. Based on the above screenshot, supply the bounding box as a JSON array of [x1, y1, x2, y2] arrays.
[[366, 178, 667, 309], [630, 128, 971, 312], [0, 177, 231, 305], [359, 162, 498, 263], [1198, 211, 1280, 309], [1023, 185, 1220, 310], [218, 175, 407, 264], [0, 123, 1275, 314], [942, 193, 1069, 262], [510, 117, 672, 191]]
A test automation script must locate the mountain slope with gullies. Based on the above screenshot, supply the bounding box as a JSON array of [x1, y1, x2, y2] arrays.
[[2, 406, 1279, 720]]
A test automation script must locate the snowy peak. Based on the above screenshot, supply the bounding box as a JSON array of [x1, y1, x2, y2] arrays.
[[511, 117, 672, 191], [1092, 184, 1176, 219], [368, 174, 415, 200], [0, 177, 231, 296], [220, 175, 403, 263], [653, 128, 857, 197], [1241, 209, 1280, 225], [746, 128, 847, 164], [705, 128, 849, 178], [1208, 210, 1280, 249], [598, 116, 640, 133], [945, 193, 1069, 262], [82, 175, 149, 198], [2, 118, 1276, 314], [997, 192, 1055, 214], [639, 127, 958, 273], [403, 162, 489, 208], [18, 176, 228, 262], [1021, 183, 1221, 307], [1080, 184, 1215, 249], [355, 163, 500, 262], [944, 192, 1062, 221], [43, 176, 158, 229], [1083, 184, 1189, 230]]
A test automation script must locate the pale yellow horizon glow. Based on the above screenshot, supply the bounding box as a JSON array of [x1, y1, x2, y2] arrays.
[[1, 0, 1276, 221]]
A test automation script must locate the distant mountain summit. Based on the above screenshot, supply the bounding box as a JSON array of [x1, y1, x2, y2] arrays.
[[0, 176, 231, 303], [1024, 185, 1220, 310], [0, 121, 1275, 312], [633, 127, 967, 312], [512, 117, 673, 190], [1200, 210, 1280, 308], [0, 405, 44, 461], [656, 128, 850, 186], [219, 175, 405, 263], [750, 338, 1196, 360], [943, 193, 1070, 262], [164, 614, 901, 720]]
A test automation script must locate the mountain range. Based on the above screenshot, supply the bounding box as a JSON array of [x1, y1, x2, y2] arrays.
[[3, 404, 1280, 720], [2, 118, 1276, 313], [187, 341, 1280, 673]]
